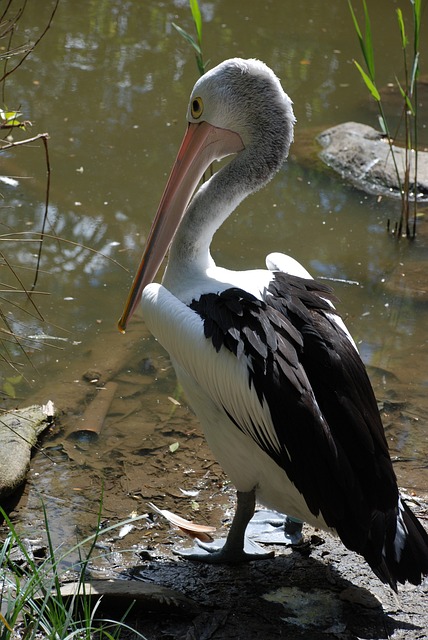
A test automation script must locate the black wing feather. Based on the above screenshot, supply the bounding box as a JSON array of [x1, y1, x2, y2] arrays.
[[190, 272, 428, 589]]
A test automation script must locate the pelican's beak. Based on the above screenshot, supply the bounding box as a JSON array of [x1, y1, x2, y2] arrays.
[[118, 120, 244, 332]]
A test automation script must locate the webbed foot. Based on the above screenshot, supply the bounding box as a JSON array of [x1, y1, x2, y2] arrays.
[[246, 510, 304, 545], [174, 534, 274, 563]]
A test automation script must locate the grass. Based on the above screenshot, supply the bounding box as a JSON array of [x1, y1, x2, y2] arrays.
[[0, 501, 148, 640], [348, 0, 422, 238], [172, 0, 208, 77]]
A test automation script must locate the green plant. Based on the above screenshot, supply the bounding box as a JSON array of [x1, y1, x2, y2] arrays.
[[0, 502, 148, 640], [0, 1, 58, 381], [172, 0, 208, 77], [348, 0, 422, 238]]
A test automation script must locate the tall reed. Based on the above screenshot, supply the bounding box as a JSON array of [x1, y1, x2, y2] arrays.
[[348, 0, 422, 238]]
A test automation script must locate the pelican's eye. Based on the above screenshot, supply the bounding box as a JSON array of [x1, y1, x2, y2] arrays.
[[191, 96, 204, 119]]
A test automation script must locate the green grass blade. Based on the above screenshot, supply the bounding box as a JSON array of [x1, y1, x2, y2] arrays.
[[0, 504, 150, 640], [348, 2, 368, 67], [353, 60, 380, 100], [410, 51, 420, 96], [396, 8, 408, 48], [413, 0, 421, 51], [395, 76, 415, 115], [362, 0, 376, 78], [348, 1, 363, 40], [189, 0, 202, 43], [377, 115, 386, 135], [0, 509, 39, 579], [99, 619, 149, 639], [172, 23, 202, 56], [196, 56, 206, 76], [40, 501, 63, 600], [348, 1, 375, 80]]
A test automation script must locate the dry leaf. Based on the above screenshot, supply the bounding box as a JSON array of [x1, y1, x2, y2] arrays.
[[168, 396, 181, 406], [148, 502, 216, 541]]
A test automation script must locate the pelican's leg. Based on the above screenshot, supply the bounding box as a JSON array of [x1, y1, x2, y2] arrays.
[[283, 516, 304, 545], [175, 489, 274, 563]]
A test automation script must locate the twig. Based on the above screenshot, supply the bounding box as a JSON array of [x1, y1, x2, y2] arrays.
[[0, 250, 44, 320], [0, 1, 16, 25], [0, 0, 60, 85], [0, 300, 36, 371], [0, 131, 49, 151], [31, 134, 51, 291], [0, 132, 54, 294], [0, 230, 129, 272], [0, 1, 26, 104]]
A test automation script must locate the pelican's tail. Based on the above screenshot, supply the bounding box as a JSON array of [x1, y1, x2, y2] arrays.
[[368, 496, 428, 592]]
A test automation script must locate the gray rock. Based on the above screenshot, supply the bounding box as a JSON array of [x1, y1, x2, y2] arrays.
[[317, 122, 428, 201]]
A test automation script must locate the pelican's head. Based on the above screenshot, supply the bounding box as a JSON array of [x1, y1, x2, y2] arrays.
[[187, 58, 295, 159], [118, 59, 295, 331]]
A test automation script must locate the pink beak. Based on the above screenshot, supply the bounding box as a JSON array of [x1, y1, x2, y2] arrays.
[[118, 120, 243, 332]]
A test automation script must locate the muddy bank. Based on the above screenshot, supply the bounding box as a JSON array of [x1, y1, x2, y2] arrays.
[[2, 320, 427, 639], [6, 475, 427, 639], [7, 412, 426, 640]]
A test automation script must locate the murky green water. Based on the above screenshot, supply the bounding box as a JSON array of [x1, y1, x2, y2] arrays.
[[1, 0, 427, 542]]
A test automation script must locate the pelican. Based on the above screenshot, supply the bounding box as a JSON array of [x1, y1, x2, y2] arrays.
[[119, 58, 428, 591]]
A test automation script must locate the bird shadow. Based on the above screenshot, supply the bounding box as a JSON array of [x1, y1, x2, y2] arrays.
[[121, 540, 425, 640]]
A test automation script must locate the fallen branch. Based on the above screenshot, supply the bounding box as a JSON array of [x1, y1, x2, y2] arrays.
[[0, 131, 49, 150]]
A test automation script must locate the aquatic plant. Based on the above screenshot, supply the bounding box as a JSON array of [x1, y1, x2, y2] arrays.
[[172, 0, 209, 76], [0, 503, 148, 640], [348, 0, 422, 238], [0, 1, 58, 388]]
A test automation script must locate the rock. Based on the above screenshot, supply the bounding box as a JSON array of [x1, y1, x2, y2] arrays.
[[317, 122, 428, 202], [0, 405, 52, 500]]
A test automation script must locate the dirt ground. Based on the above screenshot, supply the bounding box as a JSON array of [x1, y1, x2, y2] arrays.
[[117, 521, 428, 640], [58, 428, 428, 640], [86, 393, 428, 640], [3, 336, 428, 640], [5, 479, 428, 640]]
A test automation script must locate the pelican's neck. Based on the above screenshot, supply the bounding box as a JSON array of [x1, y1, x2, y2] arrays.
[[162, 100, 294, 300], [162, 152, 256, 298]]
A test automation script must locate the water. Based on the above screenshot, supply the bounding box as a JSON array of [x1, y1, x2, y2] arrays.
[[1, 0, 427, 544]]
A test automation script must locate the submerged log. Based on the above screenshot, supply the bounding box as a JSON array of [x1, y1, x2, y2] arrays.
[[0, 405, 53, 500], [25, 320, 149, 415], [0, 321, 151, 500], [56, 579, 198, 615], [66, 380, 118, 440]]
